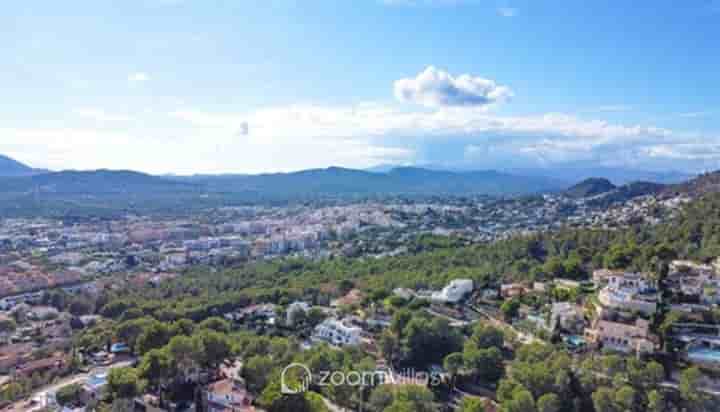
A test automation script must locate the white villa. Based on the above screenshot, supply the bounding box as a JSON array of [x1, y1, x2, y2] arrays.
[[312, 319, 362, 347], [431, 279, 474, 303], [595, 270, 658, 315]]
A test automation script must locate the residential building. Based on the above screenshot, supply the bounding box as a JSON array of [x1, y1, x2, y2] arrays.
[[205, 378, 254, 412], [598, 286, 658, 315], [668, 259, 720, 304], [500, 283, 526, 299], [432, 279, 474, 303], [584, 318, 657, 354], [393, 288, 415, 300], [313, 319, 362, 346], [550, 302, 584, 332]]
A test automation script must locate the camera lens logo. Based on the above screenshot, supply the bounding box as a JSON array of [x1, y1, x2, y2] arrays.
[[280, 363, 312, 395]]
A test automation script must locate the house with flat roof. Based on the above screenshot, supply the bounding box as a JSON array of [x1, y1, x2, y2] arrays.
[[431, 279, 474, 303], [313, 318, 362, 347]]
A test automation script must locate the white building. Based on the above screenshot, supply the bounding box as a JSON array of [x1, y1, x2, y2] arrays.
[[597, 271, 658, 315], [605, 272, 654, 293], [598, 287, 658, 315], [313, 319, 362, 347], [432, 279, 474, 303], [393, 288, 415, 301]]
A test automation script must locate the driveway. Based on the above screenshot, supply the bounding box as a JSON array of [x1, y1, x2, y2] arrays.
[[5, 359, 134, 412]]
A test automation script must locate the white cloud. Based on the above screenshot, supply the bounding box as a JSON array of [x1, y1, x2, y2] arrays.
[[0, 125, 416, 174], [169, 103, 686, 171], [73, 108, 131, 122], [3, 102, 717, 173], [643, 143, 720, 160], [171, 105, 675, 145], [128, 72, 150, 82], [394, 66, 513, 108], [497, 7, 517, 17]]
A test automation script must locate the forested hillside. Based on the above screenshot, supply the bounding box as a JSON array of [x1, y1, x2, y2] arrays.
[[90, 192, 720, 322], [63, 193, 720, 412]]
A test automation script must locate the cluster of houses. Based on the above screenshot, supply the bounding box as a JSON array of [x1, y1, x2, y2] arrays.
[[662, 259, 720, 368], [583, 269, 661, 354], [0, 205, 400, 296], [491, 259, 720, 366], [10, 256, 720, 411]]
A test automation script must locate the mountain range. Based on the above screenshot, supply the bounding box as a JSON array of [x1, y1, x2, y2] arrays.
[[0, 153, 712, 217], [0, 169, 198, 194], [0, 154, 47, 177], [175, 166, 567, 198], [368, 163, 693, 185], [507, 166, 692, 185]]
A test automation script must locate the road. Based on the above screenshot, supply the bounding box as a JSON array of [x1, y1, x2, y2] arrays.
[[5, 359, 134, 412]]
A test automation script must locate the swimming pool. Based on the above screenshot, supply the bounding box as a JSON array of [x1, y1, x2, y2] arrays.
[[687, 347, 720, 363], [564, 335, 585, 347]]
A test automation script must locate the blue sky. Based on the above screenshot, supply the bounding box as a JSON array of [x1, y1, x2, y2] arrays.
[[1, 0, 719, 174]]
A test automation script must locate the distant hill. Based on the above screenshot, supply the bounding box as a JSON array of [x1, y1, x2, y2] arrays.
[[0, 166, 568, 217], [564, 178, 616, 198], [508, 166, 692, 185], [583, 181, 667, 207], [0, 165, 688, 217], [560, 174, 667, 206], [0, 154, 45, 176], [662, 170, 720, 197], [0, 167, 565, 198], [0, 170, 198, 195], [181, 166, 567, 198]]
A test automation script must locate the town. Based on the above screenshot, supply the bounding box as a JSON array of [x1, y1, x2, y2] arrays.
[[0, 185, 715, 412], [0, 190, 688, 299]]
